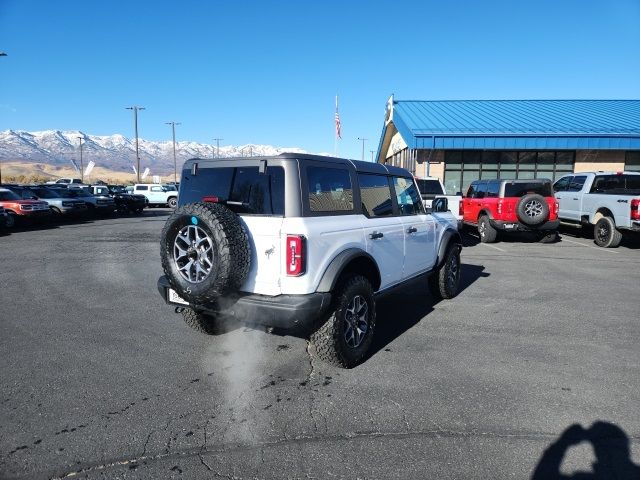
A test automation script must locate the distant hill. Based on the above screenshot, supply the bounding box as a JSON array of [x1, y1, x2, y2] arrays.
[[0, 129, 307, 176]]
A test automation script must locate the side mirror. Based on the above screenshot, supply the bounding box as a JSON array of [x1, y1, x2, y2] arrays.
[[432, 197, 449, 213]]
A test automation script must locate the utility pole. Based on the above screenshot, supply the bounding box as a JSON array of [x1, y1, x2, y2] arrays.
[[357, 137, 367, 161], [77, 136, 84, 183], [370, 150, 375, 162], [126, 106, 145, 183], [212, 138, 223, 158], [0, 52, 5, 183], [165, 121, 181, 183]]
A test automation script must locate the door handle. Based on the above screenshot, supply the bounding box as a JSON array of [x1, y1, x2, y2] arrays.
[[369, 232, 384, 240], [406, 226, 417, 234]]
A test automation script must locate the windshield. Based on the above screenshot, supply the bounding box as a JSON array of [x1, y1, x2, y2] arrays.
[[68, 189, 92, 198], [415, 179, 444, 195], [94, 187, 109, 195], [163, 185, 177, 191], [0, 190, 21, 201], [31, 188, 64, 199], [504, 181, 552, 197]]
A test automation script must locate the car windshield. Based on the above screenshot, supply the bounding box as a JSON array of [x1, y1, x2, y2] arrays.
[[109, 186, 125, 193], [93, 187, 109, 195], [68, 189, 92, 197], [504, 181, 552, 197], [163, 185, 177, 191], [31, 188, 63, 199], [0, 190, 21, 201], [415, 179, 443, 195]]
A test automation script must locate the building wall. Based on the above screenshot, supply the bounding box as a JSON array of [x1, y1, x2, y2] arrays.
[[574, 150, 625, 172]]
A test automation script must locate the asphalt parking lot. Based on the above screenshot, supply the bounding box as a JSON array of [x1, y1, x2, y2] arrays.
[[1, 212, 639, 479]]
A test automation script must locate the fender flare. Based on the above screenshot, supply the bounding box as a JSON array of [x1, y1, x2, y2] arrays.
[[316, 248, 381, 293], [436, 229, 463, 268]]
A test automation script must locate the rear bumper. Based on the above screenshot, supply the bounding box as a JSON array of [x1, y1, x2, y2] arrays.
[[157, 276, 331, 331], [489, 219, 560, 232]]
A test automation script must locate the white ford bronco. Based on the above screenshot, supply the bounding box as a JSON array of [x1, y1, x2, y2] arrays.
[[158, 154, 463, 368]]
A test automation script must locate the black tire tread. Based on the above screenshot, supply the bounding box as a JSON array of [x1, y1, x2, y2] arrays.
[[428, 245, 461, 300], [182, 308, 220, 335], [479, 215, 498, 243], [594, 217, 622, 248]]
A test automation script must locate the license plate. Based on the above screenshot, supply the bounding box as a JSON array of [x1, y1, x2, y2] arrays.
[[168, 288, 189, 305]]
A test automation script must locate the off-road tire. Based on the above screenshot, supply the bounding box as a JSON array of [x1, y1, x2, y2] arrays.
[[134, 207, 144, 214], [516, 194, 549, 226], [182, 308, 221, 335], [160, 202, 251, 304], [5, 213, 16, 228], [594, 217, 622, 248], [478, 215, 497, 243], [537, 231, 559, 243], [310, 275, 376, 369], [168, 197, 178, 208], [428, 244, 461, 300]]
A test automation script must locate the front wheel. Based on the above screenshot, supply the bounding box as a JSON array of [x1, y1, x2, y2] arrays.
[[168, 197, 178, 208], [428, 245, 461, 300], [594, 217, 622, 248], [310, 275, 376, 368], [5, 214, 16, 229]]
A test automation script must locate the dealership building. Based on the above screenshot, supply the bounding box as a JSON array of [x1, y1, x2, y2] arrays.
[[375, 98, 640, 194]]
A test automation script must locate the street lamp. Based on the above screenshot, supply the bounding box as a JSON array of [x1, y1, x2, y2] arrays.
[[357, 137, 368, 161], [77, 136, 84, 183], [126, 106, 145, 183], [165, 121, 181, 183]]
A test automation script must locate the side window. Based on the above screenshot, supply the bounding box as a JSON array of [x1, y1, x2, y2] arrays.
[[307, 166, 354, 213], [358, 174, 393, 217], [568, 175, 587, 192], [466, 183, 477, 198], [151, 186, 163, 192], [553, 176, 572, 192], [136, 185, 148, 191], [487, 181, 500, 198], [393, 177, 425, 215], [475, 181, 488, 199]]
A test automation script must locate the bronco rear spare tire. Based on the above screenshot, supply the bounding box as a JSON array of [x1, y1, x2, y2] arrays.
[[516, 194, 549, 226], [160, 202, 251, 304]]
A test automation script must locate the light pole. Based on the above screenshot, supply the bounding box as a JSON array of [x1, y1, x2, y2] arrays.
[[126, 106, 145, 183], [370, 150, 375, 162], [77, 136, 84, 183], [213, 138, 223, 158], [165, 121, 181, 183], [0, 52, 5, 183], [357, 137, 367, 161]]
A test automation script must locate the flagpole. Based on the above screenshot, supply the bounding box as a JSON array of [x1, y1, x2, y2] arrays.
[[334, 95, 339, 157]]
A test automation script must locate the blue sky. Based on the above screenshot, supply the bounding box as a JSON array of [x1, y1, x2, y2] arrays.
[[1, 0, 639, 160]]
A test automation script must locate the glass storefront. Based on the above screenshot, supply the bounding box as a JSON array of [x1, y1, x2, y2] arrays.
[[626, 151, 640, 171], [443, 150, 575, 194]]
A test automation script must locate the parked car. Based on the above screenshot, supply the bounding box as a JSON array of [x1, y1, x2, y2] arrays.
[[157, 154, 462, 368], [0, 204, 9, 229], [415, 176, 463, 229], [462, 178, 559, 243], [67, 186, 116, 215], [133, 183, 178, 208], [0, 187, 51, 227], [45, 178, 84, 185], [106, 185, 147, 214], [5, 185, 87, 217], [554, 171, 640, 247]]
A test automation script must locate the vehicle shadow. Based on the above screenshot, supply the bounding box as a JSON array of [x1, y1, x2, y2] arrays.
[[531, 421, 640, 479], [367, 263, 489, 359]]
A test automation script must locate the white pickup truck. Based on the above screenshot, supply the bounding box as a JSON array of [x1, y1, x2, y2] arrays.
[[553, 171, 640, 247], [415, 177, 462, 229], [130, 184, 178, 208]]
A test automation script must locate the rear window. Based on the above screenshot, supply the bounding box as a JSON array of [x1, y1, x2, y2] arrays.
[[415, 179, 444, 195], [590, 174, 640, 195], [180, 166, 285, 215], [136, 185, 148, 191], [307, 166, 353, 213], [503, 181, 552, 197], [359, 174, 393, 217]]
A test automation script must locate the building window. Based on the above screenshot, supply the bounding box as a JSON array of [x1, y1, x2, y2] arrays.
[[626, 151, 640, 172], [443, 150, 575, 194]]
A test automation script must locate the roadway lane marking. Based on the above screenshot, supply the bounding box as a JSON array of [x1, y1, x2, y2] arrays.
[[561, 237, 619, 254], [479, 243, 506, 252]]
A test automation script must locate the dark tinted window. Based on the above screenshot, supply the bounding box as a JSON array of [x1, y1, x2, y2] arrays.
[[475, 181, 488, 199], [393, 177, 424, 215], [466, 182, 478, 198], [415, 179, 443, 195], [487, 181, 500, 198], [307, 166, 353, 212], [0, 190, 22, 201], [568, 175, 587, 192], [136, 185, 148, 191], [503, 181, 552, 197], [554, 176, 571, 192], [32, 188, 60, 199], [590, 174, 640, 195], [358, 174, 393, 217], [180, 166, 284, 215]]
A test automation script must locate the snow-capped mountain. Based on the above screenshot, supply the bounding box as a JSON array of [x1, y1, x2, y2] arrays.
[[0, 130, 307, 174]]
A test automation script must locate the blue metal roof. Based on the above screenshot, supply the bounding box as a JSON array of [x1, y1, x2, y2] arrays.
[[385, 100, 640, 151]]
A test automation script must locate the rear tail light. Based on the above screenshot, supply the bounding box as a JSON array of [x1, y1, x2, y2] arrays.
[[497, 200, 503, 215], [458, 200, 463, 216], [202, 196, 219, 203], [631, 199, 640, 220], [286, 235, 305, 276], [554, 201, 559, 217]]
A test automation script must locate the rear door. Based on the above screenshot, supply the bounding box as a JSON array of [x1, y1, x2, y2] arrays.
[[358, 173, 404, 288]]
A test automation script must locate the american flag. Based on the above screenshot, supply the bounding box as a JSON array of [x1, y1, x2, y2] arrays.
[[335, 96, 342, 139]]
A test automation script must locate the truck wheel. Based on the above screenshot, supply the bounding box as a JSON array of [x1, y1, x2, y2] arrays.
[[168, 197, 178, 208], [478, 215, 497, 243], [428, 244, 461, 300], [182, 308, 221, 335], [5, 214, 16, 228], [594, 217, 622, 248], [160, 202, 251, 304], [310, 275, 376, 369], [516, 194, 549, 226]]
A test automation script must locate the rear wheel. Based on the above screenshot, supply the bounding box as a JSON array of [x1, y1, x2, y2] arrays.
[[311, 275, 376, 368], [478, 215, 497, 243], [181, 308, 221, 335], [168, 197, 178, 208], [594, 217, 622, 248]]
